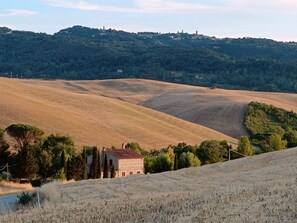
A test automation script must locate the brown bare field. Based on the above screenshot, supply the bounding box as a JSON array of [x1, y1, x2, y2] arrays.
[[26, 78, 297, 139], [0, 78, 236, 150], [1, 147, 296, 222]]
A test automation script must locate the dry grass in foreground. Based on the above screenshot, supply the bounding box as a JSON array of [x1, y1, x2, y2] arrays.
[[1, 147, 296, 222], [0, 181, 33, 196]]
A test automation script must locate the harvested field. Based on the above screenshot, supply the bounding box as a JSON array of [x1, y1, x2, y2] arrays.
[[26, 79, 297, 139], [0, 78, 236, 150], [1, 147, 296, 222]]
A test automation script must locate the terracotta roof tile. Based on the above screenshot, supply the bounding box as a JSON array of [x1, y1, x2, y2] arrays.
[[104, 149, 144, 159]]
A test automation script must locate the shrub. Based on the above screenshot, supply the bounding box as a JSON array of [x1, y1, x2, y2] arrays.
[[178, 152, 201, 169], [53, 168, 66, 181], [17, 191, 35, 206]]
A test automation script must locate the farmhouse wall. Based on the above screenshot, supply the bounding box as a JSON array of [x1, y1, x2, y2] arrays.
[[117, 158, 144, 177]]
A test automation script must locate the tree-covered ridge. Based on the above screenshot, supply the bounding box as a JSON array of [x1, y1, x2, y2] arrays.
[[0, 26, 297, 92], [244, 102, 297, 149]]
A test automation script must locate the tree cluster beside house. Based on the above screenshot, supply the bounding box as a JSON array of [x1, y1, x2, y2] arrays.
[[1, 121, 290, 184], [87, 143, 144, 178]]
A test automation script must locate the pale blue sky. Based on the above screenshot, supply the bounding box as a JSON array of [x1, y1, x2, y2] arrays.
[[0, 0, 296, 41]]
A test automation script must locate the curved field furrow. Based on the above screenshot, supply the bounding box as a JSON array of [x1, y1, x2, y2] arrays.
[[17, 78, 297, 139], [0, 78, 237, 150]]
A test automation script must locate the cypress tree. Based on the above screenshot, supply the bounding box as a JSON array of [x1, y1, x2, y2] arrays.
[[90, 147, 98, 179], [81, 148, 87, 180], [110, 165, 116, 178], [66, 159, 72, 180], [19, 144, 38, 179], [103, 154, 109, 178], [96, 150, 101, 178], [174, 154, 179, 170], [60, 149, 67, 174]]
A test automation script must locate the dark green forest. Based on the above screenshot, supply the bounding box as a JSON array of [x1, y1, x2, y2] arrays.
[[1, 26, 297, 92]]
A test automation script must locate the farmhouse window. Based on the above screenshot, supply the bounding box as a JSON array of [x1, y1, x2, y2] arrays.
[[122, 172, 126, 177]]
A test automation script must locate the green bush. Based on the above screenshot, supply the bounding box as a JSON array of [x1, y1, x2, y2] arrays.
[[17, 191, 36, 206], [178, 152, 201, 169], [53, 168, 66, 181]]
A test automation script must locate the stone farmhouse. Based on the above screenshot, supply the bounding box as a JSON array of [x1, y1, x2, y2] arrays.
[[87, 144, 144, 178]]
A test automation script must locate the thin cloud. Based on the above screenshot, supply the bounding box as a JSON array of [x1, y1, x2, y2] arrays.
[[43, 0, 139, 13], [134, 0, 214, 13], [43, 0, 297, 14], [43, 0, 217, 13], [0, 9, 37, 17], [227, 0, 297, 12]]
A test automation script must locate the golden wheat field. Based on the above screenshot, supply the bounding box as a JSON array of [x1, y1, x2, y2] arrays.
[[0, 78, 237, 150], [1, 147, 296, 222], [25, 78, 297, 139]]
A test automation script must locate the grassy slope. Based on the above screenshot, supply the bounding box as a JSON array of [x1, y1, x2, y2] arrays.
[[0, 78, 236, 150], [1, 147, 296, 222], [26, 78, 297, 139]]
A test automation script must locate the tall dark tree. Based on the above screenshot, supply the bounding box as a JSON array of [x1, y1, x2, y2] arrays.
[[66, 159, 73, 180], [81, 148, 87, 180], [38, 150, 52, 179], [174, 154, 179, 170], [96, 150, 101, 179], [103, 154, 109, 178], [110, 165, 116, 178], [90, 147, 98, 179], [18, 144, 38, 179], [60, 149, 67, 172], [66, 154, 85, 181], [71, 155, 85, 181]]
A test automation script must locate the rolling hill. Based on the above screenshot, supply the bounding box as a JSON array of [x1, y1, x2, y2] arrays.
[[23, 78, 297, 139], [0, 78, 236, 150], [1, 147, 296, 222]]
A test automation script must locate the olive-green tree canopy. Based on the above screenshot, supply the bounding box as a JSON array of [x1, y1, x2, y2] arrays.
[[237, 136, 253, 156], [5, 124, 44, 150]]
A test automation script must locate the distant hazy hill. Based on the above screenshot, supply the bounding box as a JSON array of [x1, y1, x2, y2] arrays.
[[0, 26, 297, 92]]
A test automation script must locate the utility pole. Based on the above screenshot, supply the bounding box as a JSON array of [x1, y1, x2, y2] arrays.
[[228, 149, 246, 161]]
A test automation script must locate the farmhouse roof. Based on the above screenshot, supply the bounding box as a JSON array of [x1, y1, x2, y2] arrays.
[[104, 148, 144, 159]]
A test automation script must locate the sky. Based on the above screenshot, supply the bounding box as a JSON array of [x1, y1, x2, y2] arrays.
[[0, 0, 296, 41]]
